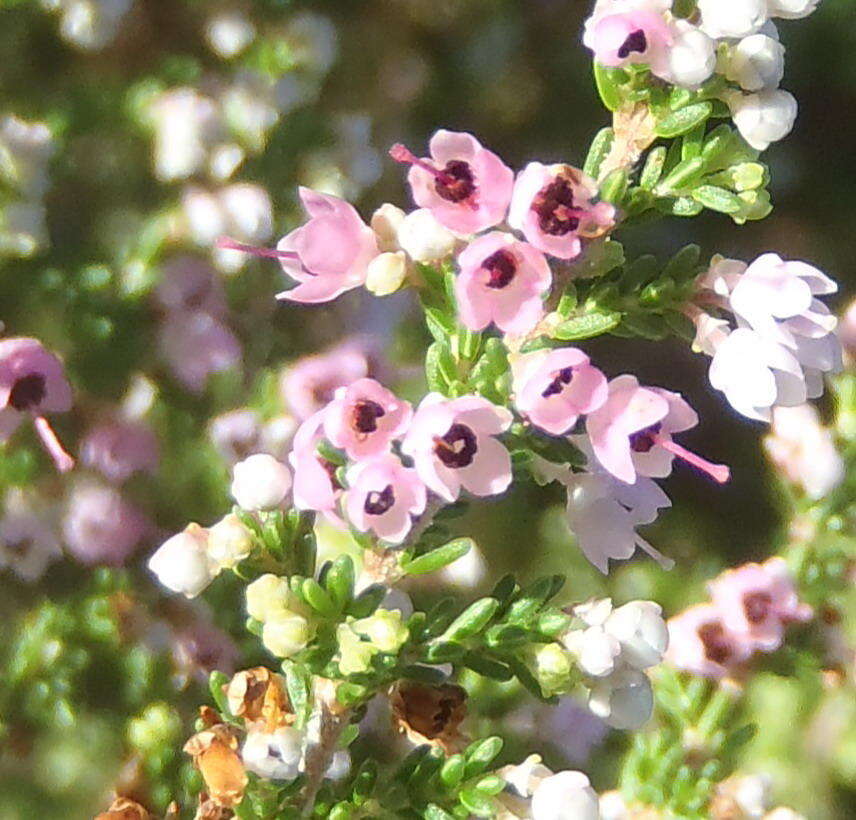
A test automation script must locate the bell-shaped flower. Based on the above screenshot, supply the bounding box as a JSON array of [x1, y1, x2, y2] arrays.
[[530, 770, 600, 820], [389, 130, 513, 234], [727, 88, 798, 151], [149, 523, 218, 598], [587, 667, 653, 730], [583, 3, 673, 71], [722, 33, 785, 91], [242, 727, 302, 781], [697, 0, 768, 39], [666, 603, 753, 678], [80, 419, 159, 484], [401, 394, 513, 502], [288, 410, 344, 526], [767, 0, 820, 20], [604, 600, 669, 670], [659, 19, 716, 89]]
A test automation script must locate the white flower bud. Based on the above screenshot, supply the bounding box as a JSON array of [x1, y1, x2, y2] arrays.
[[370, 203, 406, 252], [697, 0, 768, 39], [207, 513, 254, 569], [662, 21, 716, 89], [325, 749, 351, 781], [724, 34, 785, 91], [242, 727, 302, 780], [365, 251, 407, 296], [588, 668, 654, 730], [531, 771, 600, 820], [148, 524, 217, 598], [604, 600, 669, 670], [246, 573, 291, 622], [231, 453, 292, 510], [729, 89, 797, 151], [562, 626, 621, 677], [396, 208, 457, 263], [262, 612, 312, 657], [767, 0, 820, 20]]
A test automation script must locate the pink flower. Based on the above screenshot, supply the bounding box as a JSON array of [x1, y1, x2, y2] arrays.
[[323, 378, 412, 461], [0, 337, 74, 472], [708, 558, 812, 652], [585, 375, 729, 485], [344, 453, 427, 544], [455, 232, 552, 334], [0, 495, 61, 582], [401, 394, 512, 502], [389, 130, 514, 234], [172, 614, 239, 685], [288, 410, 344, 525], [513, 347, 608, 435], [666, 604, 753, 679], [156, 255, 227, 317], [217, 187, 378, 304], [80, 419, 159, 483], [508, 163, 615, 260], [209, 409, 263, 463], [584, 8, 673, 70]]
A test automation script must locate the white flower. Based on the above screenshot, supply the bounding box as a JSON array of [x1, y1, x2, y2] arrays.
[[697, 0, 769, 39], [661, 21, 716, 89], [242, 726, 303, 780], [262, 612, 313, 657], [325, 749, 351, 781], [396, 208, 457, 263], [604, 600, 669, 670], [0, 495, 61, 582], [231, 454, 292, 510], [599, 791, 630, 820], [207, 513, 254, 569], [148, 524, 218, 598], [767, 0, 820, 20], [205, 12, 256, 59], [588, 667, 654, 730], [728, 89, 798, 151], [724, 34, 785, 91], [531, 771, 600, 820], [371, 203, 407, 252], [563, 625, 621, 677], [715, 773, 771, 818], [438, 541, 487, 589], [0, 115, 55, 197]]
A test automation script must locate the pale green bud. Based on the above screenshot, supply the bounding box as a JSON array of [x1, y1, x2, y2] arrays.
[[262, 612, 313, 658], [336, 623, 378, 675], [352, 609, 409, 654], [365, 251, 408, 296], [246, 573, 290, 622], [533, 643, 573, 697]]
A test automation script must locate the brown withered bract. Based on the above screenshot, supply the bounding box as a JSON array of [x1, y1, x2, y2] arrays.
[[390, 681, 467, 754], [183, 721, 247, 809], [94, 796, 153, 820], [225, 666, 292, 731], [193, 793, 235, 820]]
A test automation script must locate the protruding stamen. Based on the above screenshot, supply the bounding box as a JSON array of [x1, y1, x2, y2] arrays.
[[33, 416, 74, 473], [654, 436, 730, 484], [216, 237, 300, 262], [388, 143, 452, 185], [636, 535, 675, 571]]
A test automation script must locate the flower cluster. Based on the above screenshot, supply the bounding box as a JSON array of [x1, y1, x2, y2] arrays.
[[666, 557, 811, 678], [498, 755, 600, 820]]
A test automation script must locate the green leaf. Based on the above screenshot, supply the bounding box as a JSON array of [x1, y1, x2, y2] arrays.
[[621, 254, 659, 293], [424, 306, 456, 343], [302, 578, 338, 618], [399, 664, 449, 685], [655, 102, 712, 139], [556, 284, 578, 317], [425, 341, 457, 394], [485, 623, 529, 648], [553, 310, 621, 341], [283, 661, 311, 728], [458, 788, 495, 818], [316, 439, 346, 466], [424, 641, 467, 663], [639, 277, 676, 307], [583, 127, 614, 179], [442, 598, 500, 641], [599, 167, 629, 205], [348, 584, 386, 618], [208, 671, 231, 716], [464, 736, 504, 774], [326, 555, 355, 610], [692, 185, 743, 214], [336, 682, 371, 707], [593, 62, 626, 111], [403, 538, 473, 576], [657, 196, 704, 217], [425, 806, 456, 820], [351, 760, 378, 804], [663, 244, 701, 282], [640, 146, 667, 190], [475, 774, 505, 795], [440, 754, 466, 787], [461, 651, 513, 681], [619, 313, 669, 341], [659, 157, 706, 193]]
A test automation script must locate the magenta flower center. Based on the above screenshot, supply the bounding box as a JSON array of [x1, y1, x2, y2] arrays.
[[482, 249, 517, 289], [743, 591, 773, 624], [629, 423, 663, 453], [618, 29, 647, 59], [697, 621, 733, 666], [434, 423, 478, 468], [541, 366, 575, 399], [351, 399, 387, 436], [364, 484, 396, 515], [532, 177, 583, 236], [9, 373, 47, 411], [434, 160, 476, 204]]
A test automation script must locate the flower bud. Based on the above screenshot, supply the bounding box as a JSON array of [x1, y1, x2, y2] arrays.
[[336, 622, 378, 675], [231, 453, 292, 510], [246, 573, 291, 622], [533, 643, 573, 698], [531, 770, 600, 820], [365, 251, 407, 296], [562, 626, 621, 677], [724, 34, 785, 91], [728, 89, 797, 152], [697, 0, 768, 39], [604, 600, 669, 670], [662, 21, 716, 89], [767, 0, 820, 20], [208, 513, 254, 569], [587, 668, 653, 730], [262, 612, 313, 658], [148, 523, 217, 598], [352, 609, 409, 653], [396, 208, 457, 263], [370, 203, 406, 252]]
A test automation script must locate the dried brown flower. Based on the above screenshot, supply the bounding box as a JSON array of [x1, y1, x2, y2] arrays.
[[225, 667, 292, 731], [183, 723, 247, 809], [94, 796, 152, 820], [390, 681, 467, 753]]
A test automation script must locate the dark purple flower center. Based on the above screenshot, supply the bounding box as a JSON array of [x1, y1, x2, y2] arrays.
[[483, 249, 517, 289], [532, 177, 584, 236], [541, 367, 575, 399], [697, 621, 733, 666], [617, 29, 648, 59], [364, 484, 396, 515], [743, 591, 773, 624], [351, 399, 386, 436], [629, 423, 662, 453], [9, 373, 46, 411], [434, 160, 476, 203], [434, 423, 478, 469]]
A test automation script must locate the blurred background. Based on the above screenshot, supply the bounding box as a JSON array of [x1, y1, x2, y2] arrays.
[[0, 0, 853, 817]]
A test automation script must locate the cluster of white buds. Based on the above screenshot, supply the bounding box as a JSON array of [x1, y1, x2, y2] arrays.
[[561, 598, 668, 729]]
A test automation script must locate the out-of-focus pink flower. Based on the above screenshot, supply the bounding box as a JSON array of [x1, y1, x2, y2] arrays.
[[0, 494, 61, 582], [401, 394, 512, 502], [708, 558, 812, 652], [389, 130, 513, 234], [80, 419, 159, 483], [513, 347, 608, 435], [323, 378, 412, 461], [585, 375, 729, 485], [508, 163, 614, 260], [344, 453, 426, 544], [173, 614, 240, 685], [156, 255, 227, 317], [666, 603, 753, 678], [584, 7, 673, 70], [209, 408, 263, 464], [0, 337, 74, 472], [62, 483, 150, 566], [218, 187, 379, 303], [158, 310, 241, 393], [455, 232, 551, 334], [289, 410, 344, 526]]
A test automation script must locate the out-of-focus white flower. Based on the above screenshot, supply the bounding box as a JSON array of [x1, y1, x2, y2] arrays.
[[728, 89, 798, 151], [396, 208, 458, 263], [604, 600, 669, 670], [0, 202, 49, 257], [599, 791, 630, 820], [0, 492, 61, 582], [231, 454, 292, 511], [149, 524, 218, 598], [209, 143, 246, 181], [208, 513, 254, 569], [205, 12, 256, 59], [242, 726, 303, 780], [0, 115, 55, 197], [697, 0, 769, 39], [283, 12, 338, 75], [587, 667, 654, 729], [767, 0, 820, 20], [531, 770, 600, 820], [42, 0, 133, 50], [220, 73, 280, 152], [723, 34, 785, 91], [714, 773, 771, 819]]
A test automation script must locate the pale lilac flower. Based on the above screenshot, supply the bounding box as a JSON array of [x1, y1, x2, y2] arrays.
[[727, 88, 798, 152], [173, 615, 239, 684], [583, 3, 673, 71], [62, 483, 150, 566], [0, 337, 74, 472], [156, 256, 227, 316], [455, 232, 552, 334], [158, 310, 241, 393], [508, 162, 615, 260], [209, 408, 263, 464], [344, 454, 427, 545], [217, 187, 378, 303], [708, 558, 812, 652], [513, 347, 608, 435], [401, 394, 513, 503], [80, 419, 159, 483], [389, 130, 513, 234], [0, 496, 61, 582], [585, 375, 729, 485], [666, 603, 753, 678], [289, 410, 344, 525], [323, 378, 412, 461]]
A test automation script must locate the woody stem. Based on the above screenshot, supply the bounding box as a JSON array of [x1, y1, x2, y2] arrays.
[[299, 688, 351, 817]]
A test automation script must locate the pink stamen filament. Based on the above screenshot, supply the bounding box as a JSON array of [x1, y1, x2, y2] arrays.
[[216, 237, 300, 262], [388, 143, 454, 186], [33, 416, 74, 473], [654, 435, 730, 484]]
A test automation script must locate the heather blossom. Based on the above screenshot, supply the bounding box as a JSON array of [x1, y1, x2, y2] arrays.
[[0, 492, 61, 582], [80, 418, 159, 483], [666, 603, 753, 679], [289, 410, 344, 525]]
